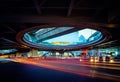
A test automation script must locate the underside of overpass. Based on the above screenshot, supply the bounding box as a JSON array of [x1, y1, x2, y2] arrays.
[[0, 0, 119, 55]]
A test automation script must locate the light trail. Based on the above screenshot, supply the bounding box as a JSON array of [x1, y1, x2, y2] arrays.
[[13, 58, 120, 82], [39, 60, 120, 70]]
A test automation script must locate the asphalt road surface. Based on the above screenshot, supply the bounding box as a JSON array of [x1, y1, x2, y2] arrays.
[[0, 58, 120, 82]]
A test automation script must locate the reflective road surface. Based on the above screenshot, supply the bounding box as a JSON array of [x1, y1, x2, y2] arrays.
[[0, 58, 120, 82]]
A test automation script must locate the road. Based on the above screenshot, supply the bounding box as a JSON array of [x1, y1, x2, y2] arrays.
[[0, 58, 120, 82]]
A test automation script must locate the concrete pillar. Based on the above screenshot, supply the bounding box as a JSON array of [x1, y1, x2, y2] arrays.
[[96, 48, 100, 57], [31, 49, 38, 57], [91, 49, 96, 57], [16, 52, 22, 57]]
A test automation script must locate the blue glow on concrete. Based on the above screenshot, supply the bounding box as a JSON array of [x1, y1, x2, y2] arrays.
[[0, 49, 17, 54]]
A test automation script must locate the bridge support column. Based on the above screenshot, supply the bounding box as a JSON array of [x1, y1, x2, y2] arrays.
[[30, 49, 38, 57], [16, 52, 22, 57], [96, 48, 100, 57]]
